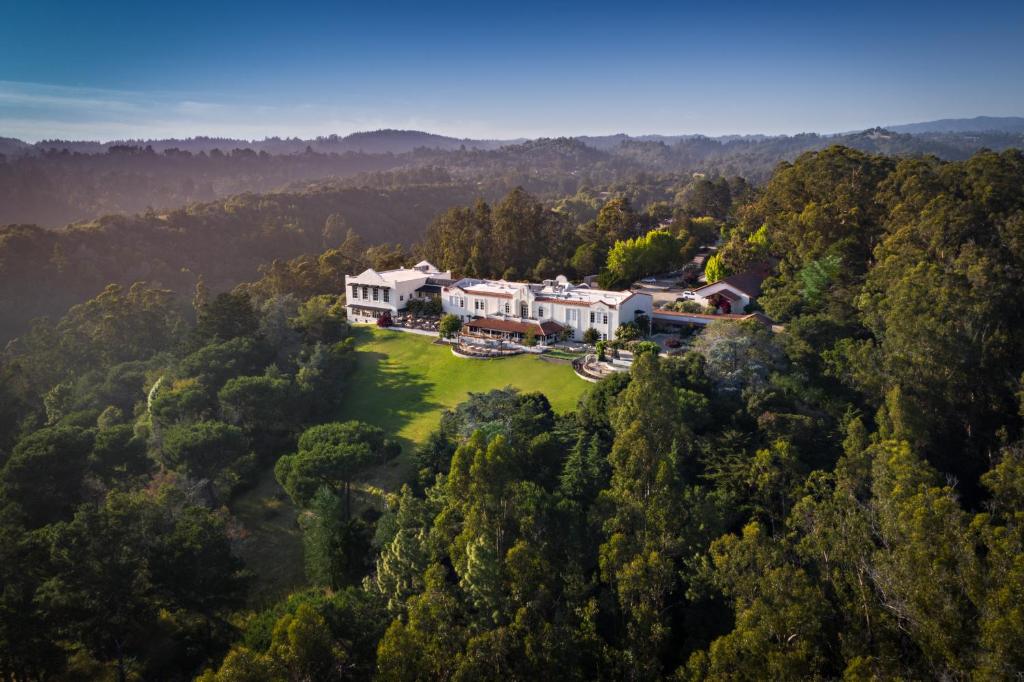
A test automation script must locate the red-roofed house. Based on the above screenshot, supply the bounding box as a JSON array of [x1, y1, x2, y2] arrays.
[[693, 262, 773, 314]]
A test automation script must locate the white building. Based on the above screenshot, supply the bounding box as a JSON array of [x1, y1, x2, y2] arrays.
[[345, 260, 452, 323], [442, 275, 652, 343], [691, 263, 772, 314]]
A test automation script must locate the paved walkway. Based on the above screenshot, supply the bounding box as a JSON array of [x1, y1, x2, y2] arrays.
[[383, 325, 440, 338]]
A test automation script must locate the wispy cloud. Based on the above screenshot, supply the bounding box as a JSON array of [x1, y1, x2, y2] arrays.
[[0, 80, 511, 142]]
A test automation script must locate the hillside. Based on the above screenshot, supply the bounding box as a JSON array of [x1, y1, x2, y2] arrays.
[[887, 115, 1024, 134], [0, 177, 496, 342], [4, 125, 1024, 227]]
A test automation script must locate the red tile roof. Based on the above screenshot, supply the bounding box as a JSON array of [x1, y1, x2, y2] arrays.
[[695, 262, 773, 298], [465, 317, 565, 337]]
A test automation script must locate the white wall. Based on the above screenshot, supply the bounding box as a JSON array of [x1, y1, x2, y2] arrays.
[[695, 282, 750, 311]]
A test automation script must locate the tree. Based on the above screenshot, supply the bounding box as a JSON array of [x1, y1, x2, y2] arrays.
[[685, 523, 832, 680], [679, 177, 732, 220], [160, 420, 247, 481], [302, 487, 373, 589], [198, 603, 349, 682], [602, 229, 682, 288], [89, 423, 151, 486], [598, 353, 691, 674], [704, 252, 727, 283], [376, 564, 466, 680], [615, 321, 640, 342], [293, 295, 349, 344], [438, 313, 462, 339], [217, 372, 297, 439], [275, 421, 400, 515], [150, 505, 249, 655], [596, 197, 641, 242], [194, 292, 259, 344], [0, 425, 94, 527], [692, 320, 786, 394], [583, 327, 601, 345]]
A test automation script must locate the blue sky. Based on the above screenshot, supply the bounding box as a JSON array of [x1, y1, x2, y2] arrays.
[[1, 0, 1022, 141]]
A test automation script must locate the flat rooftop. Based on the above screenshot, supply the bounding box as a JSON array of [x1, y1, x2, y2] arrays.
[[446, 277, 642, 307]]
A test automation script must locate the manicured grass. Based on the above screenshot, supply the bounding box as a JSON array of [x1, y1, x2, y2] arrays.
[[232, 326, 590, 603], [337, 327, 591, 488]]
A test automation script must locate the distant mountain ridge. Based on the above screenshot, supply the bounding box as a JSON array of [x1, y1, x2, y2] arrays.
[[14, 129, 519, 156], [2, 118, 1021, 157], [886, 116, 1024, 134]]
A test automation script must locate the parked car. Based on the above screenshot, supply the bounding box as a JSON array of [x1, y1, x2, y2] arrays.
[[641, 277, 657, 284], [677, 290, 697, 300]]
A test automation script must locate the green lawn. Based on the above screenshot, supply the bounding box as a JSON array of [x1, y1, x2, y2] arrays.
[[232, 326, 590, 605], [338, 327, 590, 488]]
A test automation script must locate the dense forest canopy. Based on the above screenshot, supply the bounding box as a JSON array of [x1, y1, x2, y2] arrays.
[[2, 144, 1024, 680]]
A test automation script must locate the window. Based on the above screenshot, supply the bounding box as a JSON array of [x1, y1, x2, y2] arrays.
[[504, 302, 511, 314], [372, 287, 379, 301], [362, 286, 369, 299], [383, 288, 390, 303], [351, 284, 359, 299], [589, 311, 595, 323], [566, 308, 578, 322], [474, 299, 485, 311], [538, 306, 545, 318], [521, 303, 528, 317], [603, 313, 609, 324], [400, 295, 404, 301]]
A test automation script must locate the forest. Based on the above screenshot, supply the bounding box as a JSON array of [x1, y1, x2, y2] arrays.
[[2, 126, 1022, 227], [1, 144, 1024, 680]]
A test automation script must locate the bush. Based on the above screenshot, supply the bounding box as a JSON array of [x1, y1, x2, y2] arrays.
[[582, 328, 600, 345], [406, 298, 443, 316], [665, 337, 682, 349], [615, 322, 641, 342], [674, 301, 706, 313], [438, 314, 462, 339], [595, 340, 607, 361], [376, 311, 393, 327], [631, 341, 661, 357], [523, 328, 538, 347]]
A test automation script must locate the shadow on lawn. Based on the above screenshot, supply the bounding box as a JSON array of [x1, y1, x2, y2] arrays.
[[341, 341, 446, 489], [346, 348, 444, 434]]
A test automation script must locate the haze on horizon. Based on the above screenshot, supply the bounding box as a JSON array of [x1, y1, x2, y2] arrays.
[[2, 0, 1023, 142]]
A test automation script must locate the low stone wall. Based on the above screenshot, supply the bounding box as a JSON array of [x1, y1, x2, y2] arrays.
[[451, 344, 524, 360]]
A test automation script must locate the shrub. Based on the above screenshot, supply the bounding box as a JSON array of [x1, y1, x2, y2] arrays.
[[376, 311, 393, 327], [615, 322, 641, 342], [583, 328, 600, 345], [406, 298, 443, 316], [438, 314, 462, 339], [631, 341, 661, 358]]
